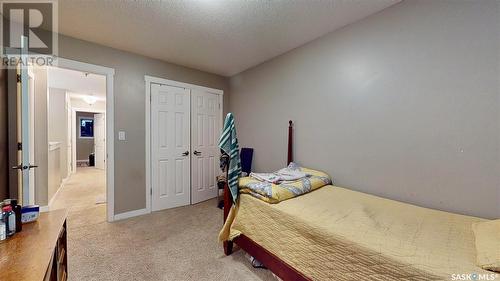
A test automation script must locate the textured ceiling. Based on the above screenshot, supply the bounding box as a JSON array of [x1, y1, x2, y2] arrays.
[[58, 0, 400, 76]]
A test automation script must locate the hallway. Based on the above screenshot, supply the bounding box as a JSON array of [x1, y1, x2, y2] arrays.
[[51, 167, 107, 228]]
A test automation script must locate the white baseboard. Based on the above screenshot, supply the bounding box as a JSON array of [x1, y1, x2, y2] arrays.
[[40, 205, 50, 212], [47, 181, 65, 210], [113, 208, 150, 221], [61, 175, 70, 184]]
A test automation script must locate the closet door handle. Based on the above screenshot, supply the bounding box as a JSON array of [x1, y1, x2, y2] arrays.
[[182, 151, 189, 156], [194, 151, 201, 156]]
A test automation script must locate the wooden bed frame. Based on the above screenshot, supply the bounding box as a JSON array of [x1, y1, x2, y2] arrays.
[[223, 120, 311, 281]]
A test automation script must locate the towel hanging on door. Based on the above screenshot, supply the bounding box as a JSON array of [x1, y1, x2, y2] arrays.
[[218, 113, 241, 204]]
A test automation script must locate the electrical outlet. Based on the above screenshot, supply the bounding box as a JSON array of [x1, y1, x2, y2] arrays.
[[118, 131, 126, 141]]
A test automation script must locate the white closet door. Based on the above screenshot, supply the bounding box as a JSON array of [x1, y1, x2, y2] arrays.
[[94, 113, 106, 170], [151, 84, 191, 211], [191, 90, 221, 204]]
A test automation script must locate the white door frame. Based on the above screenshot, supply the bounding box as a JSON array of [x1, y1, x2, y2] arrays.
[[56, 57, 115, 222], [65, 92, 72, 179], [27, 66, 36, 205], [144, 75, 223, 214]]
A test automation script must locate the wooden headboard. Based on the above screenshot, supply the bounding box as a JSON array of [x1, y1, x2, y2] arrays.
[[222, 120, 310, 281], [224, 120, 294, 221]]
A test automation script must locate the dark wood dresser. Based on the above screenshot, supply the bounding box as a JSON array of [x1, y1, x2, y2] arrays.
[[0, 209, 68, 281]]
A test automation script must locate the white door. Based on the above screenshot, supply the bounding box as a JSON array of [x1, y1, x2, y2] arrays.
[[27, 67, 35, 205], [151, 84, 191, 211], [191, 90, 221, 204], [16, 36, 37, 205], [94, 113, 106, 170]]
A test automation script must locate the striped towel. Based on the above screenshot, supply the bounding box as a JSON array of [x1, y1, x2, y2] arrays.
[[218, 113, 242, 203]]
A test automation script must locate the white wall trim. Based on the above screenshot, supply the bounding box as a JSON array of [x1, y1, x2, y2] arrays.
[[61, 174, 70, 186], [113, 208, 150, 221], [144, 75, 224, 95], [56, 58, 115, 76], [56, 57, 116, 222], [145, 79, 152, 214], [47, 180, 64, 210], [144, 75, 223, 215]]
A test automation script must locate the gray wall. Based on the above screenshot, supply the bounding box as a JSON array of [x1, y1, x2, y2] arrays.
[[58, 35, 229, 214], [76, 112, 95, 161], [229, 0, 500, 219], [0, 68, 8, 200], [48, 88, 68, 178], [48, 146, 61, 202]]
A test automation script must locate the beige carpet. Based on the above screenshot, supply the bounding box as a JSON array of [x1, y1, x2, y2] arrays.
[[51, 168, 276, 281]]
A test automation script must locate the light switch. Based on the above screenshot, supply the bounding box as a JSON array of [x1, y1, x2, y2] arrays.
[[118, 131, 126, 141]]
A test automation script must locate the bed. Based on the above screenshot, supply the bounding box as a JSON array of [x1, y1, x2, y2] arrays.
[[221, 121, 493, 281]]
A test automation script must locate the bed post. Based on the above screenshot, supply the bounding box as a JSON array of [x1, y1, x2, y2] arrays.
[[224, 120, 293, 256], [288, 120, 293, 164], [221, 120, 310, 280], [223, 180, 233, 255]]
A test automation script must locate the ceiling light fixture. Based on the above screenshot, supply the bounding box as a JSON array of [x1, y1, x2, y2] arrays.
[[83, 95, 97, 105]]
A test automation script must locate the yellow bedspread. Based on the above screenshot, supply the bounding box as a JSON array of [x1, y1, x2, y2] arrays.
[[221, 186, 495, 280]]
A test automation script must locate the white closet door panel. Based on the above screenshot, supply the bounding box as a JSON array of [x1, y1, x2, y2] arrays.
[[191, 90, 221, 204], [151, 84, 190, 211]]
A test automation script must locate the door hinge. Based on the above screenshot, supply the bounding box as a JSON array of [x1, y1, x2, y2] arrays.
[[16, 74, 21, 83], [17, 142, 22, 151], [219, 103, 221, 109], [150, 188, 153, 195]]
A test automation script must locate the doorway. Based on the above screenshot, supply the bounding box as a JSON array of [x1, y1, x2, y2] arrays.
[[73, 110, 106, 171], [145, 76, 223, 213], [48, 67, 107, 220], [8, 57, 115, 222], [52, 59, 114, 222]]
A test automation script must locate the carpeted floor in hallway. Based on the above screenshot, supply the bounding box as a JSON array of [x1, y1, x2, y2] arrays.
[[51, 167, 276, 281]]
